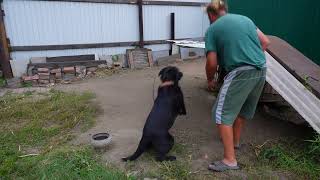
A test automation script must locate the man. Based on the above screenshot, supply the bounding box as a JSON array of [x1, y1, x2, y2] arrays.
[[205, 0, 270, 172]]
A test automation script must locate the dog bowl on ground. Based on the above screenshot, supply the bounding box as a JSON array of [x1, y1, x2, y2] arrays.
[[91, 133, 112, 149]]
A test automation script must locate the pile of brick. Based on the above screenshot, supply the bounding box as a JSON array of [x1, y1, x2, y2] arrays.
[[22, 66, 98, 86]]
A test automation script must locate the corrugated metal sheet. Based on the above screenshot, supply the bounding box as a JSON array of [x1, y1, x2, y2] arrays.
[[3, 0, 139, 46], [144, 5, 209, 40], [265, 53, 320, 133], [2, 0, 210, 76]]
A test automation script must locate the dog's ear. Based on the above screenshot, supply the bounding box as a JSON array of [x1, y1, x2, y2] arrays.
[[177, 72, 183, 81]]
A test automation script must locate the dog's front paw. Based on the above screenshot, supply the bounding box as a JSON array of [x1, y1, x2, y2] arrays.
[[156, 155, 177, 162]]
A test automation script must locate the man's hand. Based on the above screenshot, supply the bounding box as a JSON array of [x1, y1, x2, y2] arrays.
[[257, 28, 270, 51], [208, 80, 217, 92], [206, 52, 218, 91]]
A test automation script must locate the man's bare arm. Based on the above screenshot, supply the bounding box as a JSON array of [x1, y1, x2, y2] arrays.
[[257, 28, 270, 51], [206, 52, 218, 90]]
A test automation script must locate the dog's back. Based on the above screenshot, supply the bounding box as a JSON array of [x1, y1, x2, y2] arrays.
[[143, 85, 186, 135]]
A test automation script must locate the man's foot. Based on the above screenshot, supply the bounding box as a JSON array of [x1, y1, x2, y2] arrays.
[[208, 161, 240, 172], [234, 143, 244, 150]]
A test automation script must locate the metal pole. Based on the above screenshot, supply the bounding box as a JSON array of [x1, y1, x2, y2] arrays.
[[138, 0, 144, 48], [169, 12, 175, 55]]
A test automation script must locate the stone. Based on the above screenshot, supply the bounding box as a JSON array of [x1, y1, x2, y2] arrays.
[[32, 80, 39, 86], [51, 68, 61, 74], [75, 66, 87, 74], [30, 57, 46, 64], [98, 64, 108, 69], [63, 67, 75, 74], [100, 55, 113, 68], [6, 78, 20, 88], [38, 80, 49, 84], [37, 68, 49, 73], [63, 73, 75, 81], [27, 66, 35, 76], [49, 78, 55, 84]]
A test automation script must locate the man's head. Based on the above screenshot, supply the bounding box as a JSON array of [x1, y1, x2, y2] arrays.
[[207, 0, 228, 24], [158, 66, 183, 85]]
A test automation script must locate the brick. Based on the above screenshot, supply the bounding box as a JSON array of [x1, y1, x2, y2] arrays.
[[32, 74, 39, 80], [63, 67, 75, 73], [22, 75, 32, 81], [39, 74, 50, 80], [55, 72, 62, 79], [37, 68, 49, 73], [51, 68, 61, 74], [87, 67, 97, 72], [38, 72, 50, 76]]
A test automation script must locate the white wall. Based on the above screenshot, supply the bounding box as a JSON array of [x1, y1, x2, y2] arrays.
[[3, 0, 210, 76]]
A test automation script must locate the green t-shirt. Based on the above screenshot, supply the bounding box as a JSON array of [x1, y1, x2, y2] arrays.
[[205, 14, 266, 72]]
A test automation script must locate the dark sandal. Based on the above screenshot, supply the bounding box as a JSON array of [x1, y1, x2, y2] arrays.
[[208, 161, 240, 172]]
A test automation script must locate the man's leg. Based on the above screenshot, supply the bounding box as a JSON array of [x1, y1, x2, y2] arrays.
[[218, 124, 237, 166], [233, 116, 245, 147]]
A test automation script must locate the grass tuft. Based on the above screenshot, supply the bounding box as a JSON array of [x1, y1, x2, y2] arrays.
[[259, 134, 320, 179], [0, 90, 133, 179]]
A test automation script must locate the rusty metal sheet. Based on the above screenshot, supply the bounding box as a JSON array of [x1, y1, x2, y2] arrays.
[[267, 36, 320, 98]]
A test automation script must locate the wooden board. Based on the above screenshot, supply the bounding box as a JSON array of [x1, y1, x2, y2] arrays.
[[30, 60, 106, 69], [47, 55, 95, 63], [267, 36, 320, 98]]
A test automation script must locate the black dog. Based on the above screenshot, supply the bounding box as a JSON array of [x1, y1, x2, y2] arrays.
[[122, 66, 186, 162]]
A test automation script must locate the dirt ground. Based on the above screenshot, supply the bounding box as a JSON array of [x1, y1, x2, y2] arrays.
[[56, 58, 309, 179]]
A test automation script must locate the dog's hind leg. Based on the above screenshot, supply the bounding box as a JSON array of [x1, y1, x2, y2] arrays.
[[154, 134, 176, 162], [122, 136, 151, 162]]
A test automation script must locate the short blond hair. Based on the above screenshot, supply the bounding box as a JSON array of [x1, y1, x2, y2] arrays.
[[206, 0, 228, 15]]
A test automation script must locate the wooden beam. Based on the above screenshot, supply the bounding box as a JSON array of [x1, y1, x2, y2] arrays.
[[10, 38, 202, 52], [0, 4, 13, 78], [10, 40, 170, 52], [30, 60, 107, 68], [138, 0, 144, 48], [32, 0, 207, 6]]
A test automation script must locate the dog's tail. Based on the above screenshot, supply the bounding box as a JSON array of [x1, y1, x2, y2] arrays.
[[122, 136, 151, 162]]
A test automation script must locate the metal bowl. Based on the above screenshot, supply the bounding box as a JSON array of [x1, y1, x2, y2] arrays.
[[91, 133, 112, 149]]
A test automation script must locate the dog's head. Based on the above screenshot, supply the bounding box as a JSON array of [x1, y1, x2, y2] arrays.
[[158, 66, 183, 84]]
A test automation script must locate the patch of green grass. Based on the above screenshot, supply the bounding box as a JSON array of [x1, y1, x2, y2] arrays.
[[0, 77, 6, 87], [21, 81, 33, 88], [157, 160, 192, 180], [259, 135, 320, 179], [0, 90, 132, 179], [134, 143, 193, 180]]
